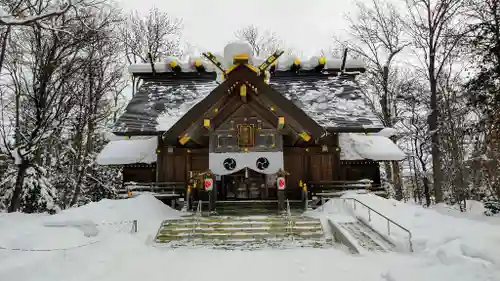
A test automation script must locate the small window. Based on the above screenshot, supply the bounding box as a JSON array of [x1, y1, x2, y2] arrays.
[[237, 124, 255, 147], [256, 133, 276, 148], [217, 134, 237, 148]]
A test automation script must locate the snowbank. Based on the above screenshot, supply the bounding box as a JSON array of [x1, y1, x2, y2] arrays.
[[340, 193, 500, 267], [47, 193, 182, 224], [430, 200, 500, 225], [1, 194, 500, 281], [0, 194, 184, 252]]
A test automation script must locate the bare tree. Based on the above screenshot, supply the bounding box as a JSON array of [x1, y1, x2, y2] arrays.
[[0, 0, 100, 74], [398, 73, 433, 206], [120, 7, 183, 95], [235, 25, 285, 57], [0, 0, 76, 27], [0, 2, 114, 212], [404, 0, 469, 203], [438, 63, 474, 210], [64, 8, 125, 207], [339, 0, 409, 200], [466, 0, 500, 202]]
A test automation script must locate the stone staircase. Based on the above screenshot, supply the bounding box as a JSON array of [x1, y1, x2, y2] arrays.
[[212, 200, 304, 216], [338, 221, 394, 252], [154, 215, 331, 249]]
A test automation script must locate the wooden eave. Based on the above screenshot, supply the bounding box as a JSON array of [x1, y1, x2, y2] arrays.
[[270, 68, 365, 77], [325, 127, 383, 134], [132, 71, 216, 80], [112, 131, 163, 137]]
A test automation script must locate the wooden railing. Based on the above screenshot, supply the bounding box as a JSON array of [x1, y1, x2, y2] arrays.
[[118, 182, 186, 199], [309, 180, 386, 199]]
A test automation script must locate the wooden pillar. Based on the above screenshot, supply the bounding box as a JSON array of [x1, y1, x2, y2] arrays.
[[210, 181, 217, 214], [278, 189, 285, 212], [302, 183, 309, 211]]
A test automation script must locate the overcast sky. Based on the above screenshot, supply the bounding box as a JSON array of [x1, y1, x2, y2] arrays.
[[118, 0, 358, 56]]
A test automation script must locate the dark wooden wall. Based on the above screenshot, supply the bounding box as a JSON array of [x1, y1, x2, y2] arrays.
[[157, 145, 209, 182], [157, 134, 344, 187], [283, 148, 340, 184], [123, 165, 156, 183], [338, 162, 381, 184], [154, 134, 383, 189]]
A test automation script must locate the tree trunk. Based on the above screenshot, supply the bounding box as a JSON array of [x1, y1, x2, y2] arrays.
[[392, 160, 403, 200], [0, 26, 10, 74], [429, 73, 443, 203], [70, 120, 94, 206], [8, 160, 29, 212], [384, 161, 393, 184], [417, 147, 431, 207], [423, 176, 431, 207]]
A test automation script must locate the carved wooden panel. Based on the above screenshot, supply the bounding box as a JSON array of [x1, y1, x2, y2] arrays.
[[211, 103, 282, 152], [237, 124, 255, 147]]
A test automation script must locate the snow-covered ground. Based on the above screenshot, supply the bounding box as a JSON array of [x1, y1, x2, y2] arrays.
[[1, 194, 499, 281]]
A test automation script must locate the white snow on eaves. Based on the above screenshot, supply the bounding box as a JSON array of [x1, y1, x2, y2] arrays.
[[96, 137, 157, 165], [339, 133, 406, 161], [128, 42, 366, 74], [375, 127, 399, 138]]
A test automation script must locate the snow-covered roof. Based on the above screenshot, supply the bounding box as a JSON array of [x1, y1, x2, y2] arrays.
[[114, 41, 378, 134], [127, 41, 365, 75], [339, 133, 406, 161], [96, 137, 158, 165], [113, 73, 218, 133], [270, 74, 383, 128], [113, 72, 382, 134], [127, 56, 366, 74]]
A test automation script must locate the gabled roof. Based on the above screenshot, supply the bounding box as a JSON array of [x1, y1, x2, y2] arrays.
[[113, 72, 217, 135], [112, 70, 383, 135], [163, 64, 326, 143], [270, 72, 383, 129]]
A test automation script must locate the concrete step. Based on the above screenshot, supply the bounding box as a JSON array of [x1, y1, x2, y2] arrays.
[[159, 225, 323, 234], [161, 220, 321, 228], [156, 231, 324, 242], [155, 215, 327, 248], [338, 221, 390, 252]]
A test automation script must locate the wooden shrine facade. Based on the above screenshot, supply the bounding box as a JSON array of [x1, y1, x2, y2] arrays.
[[98, 46, 406, 205]]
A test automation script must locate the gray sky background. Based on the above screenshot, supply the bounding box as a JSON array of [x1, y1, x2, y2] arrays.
[[118, 0, 358, 56]]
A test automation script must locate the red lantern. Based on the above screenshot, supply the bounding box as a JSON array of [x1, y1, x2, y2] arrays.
[[204, 178, 213, 191], [277, 177, 286, 190]]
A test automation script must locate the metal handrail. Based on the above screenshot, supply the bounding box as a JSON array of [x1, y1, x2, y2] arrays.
[[343, 197, 413, 252], [192, 200, 203, 238], [286, 199, 291, 218], [286, 199, 294, 241], [196, 200, 202, 217]]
